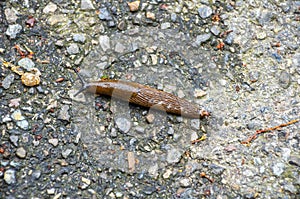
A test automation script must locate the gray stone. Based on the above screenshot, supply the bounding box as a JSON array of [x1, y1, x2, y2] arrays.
[[16, 120, 29, 130], [99, 35, 111, 51], [5, 8, 18, 23], [170, 13, 177, 22], [67, 43, 80, 55], [115, 42, 126, 53], [18, 57, 35, 71], [62, 148, 72, 158], [16, 147, 26, 158], [198, 6, 213, 19], [6, 24, 22, 39], [58, 105, 70, 121], [166, 148, 182, 164], [9, 135, 19, 147], [2, 74, 15, 89], [161, 22, 171, 30], [179, 178, 191, 187], [224, 33, 234, 45], [80, 0, 95, 10], [148, 163, 158, 178], [272, 162, 285, 176], [32, 170, 41, 179], [191, 119, 200, 130], [98, 7, 112, 21], [193, 33, 211, 47], [115, 117, 131, 133], [4, 169, 16, 184], [278, 71, 290, 89], [210, 25, 220, 36], [283, 183, 297, 194], [43, 2, 57, 13], [73, 33, 86, 43], [48, 138, 59, 147]]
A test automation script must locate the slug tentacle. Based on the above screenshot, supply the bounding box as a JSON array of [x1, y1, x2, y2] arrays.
[[73, 69, 89, 97], [73, 69, 210, 119]]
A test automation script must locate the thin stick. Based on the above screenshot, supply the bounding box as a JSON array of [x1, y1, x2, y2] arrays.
[[241, 119, 299, 144]]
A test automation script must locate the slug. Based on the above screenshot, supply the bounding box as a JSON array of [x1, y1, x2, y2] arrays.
[[73, 69, 210, 119]]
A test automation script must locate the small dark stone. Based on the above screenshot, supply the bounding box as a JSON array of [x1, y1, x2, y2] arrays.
[[98, 7, 112, 21]]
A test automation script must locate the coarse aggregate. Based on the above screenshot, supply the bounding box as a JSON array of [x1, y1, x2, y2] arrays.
[[0, 0, 299, 198]]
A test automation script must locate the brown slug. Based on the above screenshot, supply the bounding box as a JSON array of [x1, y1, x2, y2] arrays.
[[73, 69, 210, 119]]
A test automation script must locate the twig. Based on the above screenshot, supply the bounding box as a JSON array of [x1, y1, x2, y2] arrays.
[[241, 119, 299, 144], [191, 135, 207, 144]]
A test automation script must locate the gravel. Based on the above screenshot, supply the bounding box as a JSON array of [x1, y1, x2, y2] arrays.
[[1, 0, 299, 198]]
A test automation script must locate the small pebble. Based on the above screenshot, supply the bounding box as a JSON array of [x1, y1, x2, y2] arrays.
[[148, 163, 159, 178], [62, 148, 72, 158], [224, 33, 234, 45], [146, 12, 155, 20], [179, 178, 191, 187], [81, 176, 91, 186], [5, 8, 18, 23], [2, 74, 15, 89], [198, 6, 213, 19], [47, 14, 67, 26], [191, 119, 200, 130], [194, 89, 207, 98], [98, 7, 112, 21], [58, 105, 70, 121], [193, 33, 211, 47], [128, 152, 135, 173], [11, 110, 25, 121], [115, 42, 126, 53], [272, 162, 285, 176], [150, 54, 158, 65], [18, 57, 35, 71], [16, 147, 26, 158], [99, 35, 111, 51], [5, 24, 22, 39], [161, 22, 171, 30], [80, 0, 95, 10], [48, 138, 59, 147], [16, 120, 29, 130], [43, 2, 57, 13], [170, 13, 177, 22], [47, 188, 55, 195], [210, 25, 220, 36], [166, 148, 182, 164], [67, 43, 80, 55], [115, 117, 131, 133], [146, 114, 155, 123], [127, 1, 140, 12], [73, 33, 86, 43], [163, 169, 172, 179], [9, 135, 19, 147], [257, 31, 267, 40], [4, 169, 16, 184]]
